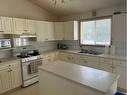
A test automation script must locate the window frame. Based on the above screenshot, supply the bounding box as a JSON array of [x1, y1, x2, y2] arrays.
[[79, 16, 112, 47]]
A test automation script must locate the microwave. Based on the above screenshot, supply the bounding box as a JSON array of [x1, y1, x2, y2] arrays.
[[0, 39, 12, 48]]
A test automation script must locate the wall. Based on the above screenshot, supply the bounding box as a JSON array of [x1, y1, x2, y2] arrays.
[[12, 41, 57, 57], [58, 5, 125, 21], [0, 0, 57, 21], [58, 5, 126, 56]]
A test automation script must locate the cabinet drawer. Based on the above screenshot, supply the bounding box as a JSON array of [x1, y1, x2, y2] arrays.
[[99, 58, 112, 64], [77, 54, 88, 60], [112, 60, 126, 67], [87, 56, 99, 62]]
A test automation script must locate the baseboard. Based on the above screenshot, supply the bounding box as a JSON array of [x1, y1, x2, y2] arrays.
[[118, 87, 127, 93], [0, 86, 21, 95]]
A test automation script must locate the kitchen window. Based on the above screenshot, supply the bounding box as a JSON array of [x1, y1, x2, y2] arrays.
[[80, 17, 111, 46]]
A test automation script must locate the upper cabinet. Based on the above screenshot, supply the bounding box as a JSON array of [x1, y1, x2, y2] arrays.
[[13, 18, 37, 35], [13, 18, 26, 34], [0, 16, 79, 41], [0, 17, 13, 34], [36, 21, 54, 41], [54, 22, 64, 40], [26, 19, 37, 35], [54, 21, 79, 40], [112, 13, 126, 42], [64, 21, 78, 40]]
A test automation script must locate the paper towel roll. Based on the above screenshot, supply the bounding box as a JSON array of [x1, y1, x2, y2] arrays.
[[110, 45, 115, 55], [104, 46, 109, 55]]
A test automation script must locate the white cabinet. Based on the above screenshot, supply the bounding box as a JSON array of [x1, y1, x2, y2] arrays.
[[0, 60, 22, 94], [46, 22, 54, 40], [77, 55, 99, 69], [54, 22, 64, 40], [112, 14, 126, 42], [0, 67, 11, 94], [42, 52, 57, 64], [59, 52, 76, 63], [99, 63, 113, 72], [36, 21, 46, 41], [63, 21, 78, 40], [99, 58, 113, 72], [0, 17, 13, 34], [112, 60, 126, 91], [26, 20, 37, 35], [54, 21, 79, 40], [10, 63, 22, 89], [36, 21, 54, 41], [13, 18, 26, 34], [0, 18, 3, 32], [13, 18, 37, 35]]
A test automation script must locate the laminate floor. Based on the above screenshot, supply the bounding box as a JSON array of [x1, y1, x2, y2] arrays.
[[4, 83, 39, 95]]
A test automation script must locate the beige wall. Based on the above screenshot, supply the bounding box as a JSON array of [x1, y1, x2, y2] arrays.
[[58, 5, 125, 21], [0, 0, 57, 21]]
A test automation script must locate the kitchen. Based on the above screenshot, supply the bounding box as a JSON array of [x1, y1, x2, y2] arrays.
[[0, 0, 126, 95]]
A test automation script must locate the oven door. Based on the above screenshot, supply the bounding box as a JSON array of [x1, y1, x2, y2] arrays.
[[22, 60, 42, 81]]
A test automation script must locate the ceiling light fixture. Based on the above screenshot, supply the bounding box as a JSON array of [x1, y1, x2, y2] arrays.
[[52, 0, 71, 6]]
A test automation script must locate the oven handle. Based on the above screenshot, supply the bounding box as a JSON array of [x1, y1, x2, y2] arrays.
[[22, 59, 43, 66]]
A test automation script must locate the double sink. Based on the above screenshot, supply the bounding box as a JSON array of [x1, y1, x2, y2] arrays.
[[78, 50, 102, 55]]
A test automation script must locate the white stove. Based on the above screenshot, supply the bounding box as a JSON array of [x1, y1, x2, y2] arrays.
[[19, 53, 43, 87]]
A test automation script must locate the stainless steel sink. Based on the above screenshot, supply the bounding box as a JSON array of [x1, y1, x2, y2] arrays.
[[78, 51, 102, 55]]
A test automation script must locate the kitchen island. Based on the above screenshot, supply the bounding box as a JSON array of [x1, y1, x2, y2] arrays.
[[39, 61, 119, 95]]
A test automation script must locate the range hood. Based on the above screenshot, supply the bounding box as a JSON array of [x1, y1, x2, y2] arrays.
[[0, 34, 13, 39], [15, 33, 36, 38]]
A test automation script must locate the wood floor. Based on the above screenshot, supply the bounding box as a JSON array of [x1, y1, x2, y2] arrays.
[[3, 83, 39, 95]]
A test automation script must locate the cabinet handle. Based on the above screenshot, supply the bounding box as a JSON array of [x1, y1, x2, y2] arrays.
[[110, 65, 115, 69], [24, 30, 28, 31], [84, 60, 87, 63]]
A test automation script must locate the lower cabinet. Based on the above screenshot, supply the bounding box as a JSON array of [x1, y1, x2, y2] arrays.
[[58, 52, 76, 63], [99, 63, 113, 72], [0, 60, 22, 94], [42, 52, 57, 64], [0, 68, 11, 94]]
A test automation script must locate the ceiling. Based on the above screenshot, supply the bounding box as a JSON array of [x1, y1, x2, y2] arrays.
[[30, 0, 125, 16]]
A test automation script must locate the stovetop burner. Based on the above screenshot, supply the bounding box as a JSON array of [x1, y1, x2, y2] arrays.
[[17, 55, 30, 58]]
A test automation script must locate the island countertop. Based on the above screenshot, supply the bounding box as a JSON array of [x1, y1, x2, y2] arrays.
[[39, 60, 119, 93]]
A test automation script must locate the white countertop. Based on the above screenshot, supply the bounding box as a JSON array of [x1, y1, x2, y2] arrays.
[[59, 50, 126, 61], [39, 60, 119, 93], [40, 49, 126, 61]]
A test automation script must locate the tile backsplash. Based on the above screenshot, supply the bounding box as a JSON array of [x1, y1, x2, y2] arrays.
[[0, 40, 126, 59]]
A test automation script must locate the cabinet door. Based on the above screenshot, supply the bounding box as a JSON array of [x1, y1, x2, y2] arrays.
[[63, 21, 78, 40], [54, 22, 64, 40], [113, 65, 126, 90], [1, 17, 13, 34], [99, 63, 112, 72], [36, 21, 47, 41], [27, 20, 36, 35], [86, 62, 99, 69], [112, 14, 126, 42], [59, 52, 69, 62], [13, 18, 26, 34], [0, 75, 2, 93], [78, 58, 88, 66], [0, 17, 3, 32], [64, 21, 74, 40], [46, 22, 54, 40], [0, 68, 11, 94], [10, 66, 22, 89]]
